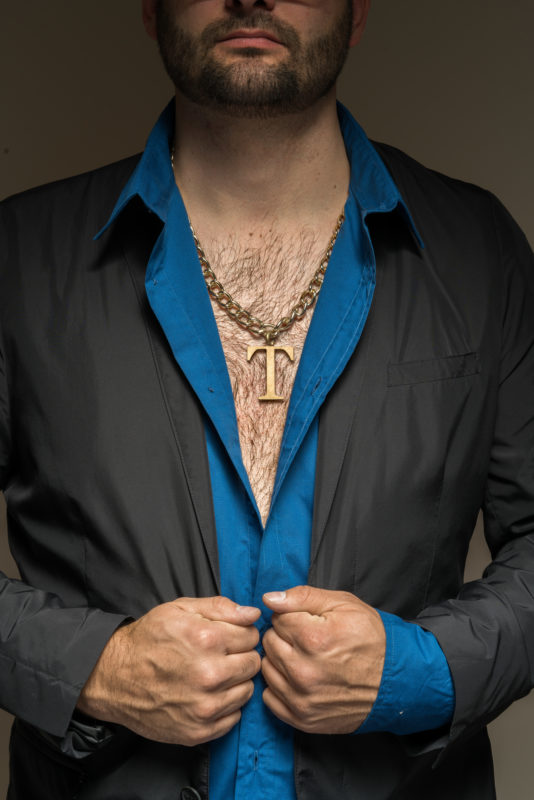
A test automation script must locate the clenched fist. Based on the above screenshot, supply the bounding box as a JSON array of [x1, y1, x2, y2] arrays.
[[261, 585, 385, 734], [77, 596, 261, 746]]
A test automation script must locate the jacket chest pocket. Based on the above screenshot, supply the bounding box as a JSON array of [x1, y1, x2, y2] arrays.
[[387, 352, 480, 387], [382, 351, 483, 496]]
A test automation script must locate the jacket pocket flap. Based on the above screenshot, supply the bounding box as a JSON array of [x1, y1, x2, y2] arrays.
[[387, 352, 480, 387]]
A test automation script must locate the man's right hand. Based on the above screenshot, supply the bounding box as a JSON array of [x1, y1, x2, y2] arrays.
[[76, 596, 261, 746]]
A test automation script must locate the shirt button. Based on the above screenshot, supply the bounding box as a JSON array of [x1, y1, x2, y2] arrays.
[[180, 788, 201, 800]]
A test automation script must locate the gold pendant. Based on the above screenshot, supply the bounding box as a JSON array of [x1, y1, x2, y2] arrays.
[[247, 345, 295, 402]]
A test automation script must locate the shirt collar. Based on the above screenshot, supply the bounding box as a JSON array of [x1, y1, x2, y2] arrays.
[[337, 102, 423, 247], [96, 99, 423, 247], [95, 101, 176, 239]]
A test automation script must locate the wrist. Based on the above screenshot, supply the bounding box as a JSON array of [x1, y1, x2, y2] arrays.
[[76, 621, 134, 723]]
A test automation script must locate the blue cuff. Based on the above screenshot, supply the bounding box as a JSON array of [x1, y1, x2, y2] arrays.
[[357, 610, 455, 735]]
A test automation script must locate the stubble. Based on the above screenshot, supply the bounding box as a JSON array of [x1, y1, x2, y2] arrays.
[[155, 1, 353, 118]]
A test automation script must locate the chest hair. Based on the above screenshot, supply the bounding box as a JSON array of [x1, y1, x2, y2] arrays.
[[202, 228, 325, 525]]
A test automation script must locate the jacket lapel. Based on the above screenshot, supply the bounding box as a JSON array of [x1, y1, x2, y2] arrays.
[[309, 209, 423, 586], [309, 305, 375, 579], [117, 200, 221, 593]]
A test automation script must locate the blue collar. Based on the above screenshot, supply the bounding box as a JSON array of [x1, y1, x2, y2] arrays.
[[96, 99, 423, 247]]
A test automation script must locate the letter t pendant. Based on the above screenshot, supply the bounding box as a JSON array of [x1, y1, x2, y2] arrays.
[[247, 345, 295, 401]]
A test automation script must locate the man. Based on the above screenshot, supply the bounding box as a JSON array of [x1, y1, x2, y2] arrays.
[[0, 0, 533, 797]]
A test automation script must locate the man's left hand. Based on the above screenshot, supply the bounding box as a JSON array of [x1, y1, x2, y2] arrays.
[[261, 586, 386, 734]]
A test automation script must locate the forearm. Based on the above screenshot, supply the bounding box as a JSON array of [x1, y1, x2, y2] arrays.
[[0, 572, 128, 736]]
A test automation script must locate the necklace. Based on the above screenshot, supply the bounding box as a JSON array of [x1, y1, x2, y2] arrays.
[[171, 145, 345, 401]]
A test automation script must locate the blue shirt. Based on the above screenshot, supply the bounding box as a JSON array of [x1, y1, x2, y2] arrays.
[[99, 100, 455, 800]]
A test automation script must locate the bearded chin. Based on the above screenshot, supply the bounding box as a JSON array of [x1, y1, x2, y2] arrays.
[[156, 1, 352, 119], [184, 58, 303, 119]]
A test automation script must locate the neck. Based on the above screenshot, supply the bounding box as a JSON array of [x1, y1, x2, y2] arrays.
[[172, 89, 350, 235]]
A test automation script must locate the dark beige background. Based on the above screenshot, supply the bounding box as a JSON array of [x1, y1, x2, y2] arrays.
[[1, 1, 533, 797]]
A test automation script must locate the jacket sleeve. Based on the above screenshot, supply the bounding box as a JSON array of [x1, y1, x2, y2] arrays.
[[416, 194, 534, 749], [0, 329, 128, 738]]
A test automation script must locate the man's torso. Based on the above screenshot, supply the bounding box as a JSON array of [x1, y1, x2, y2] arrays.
[[201, 223, 334, 523]]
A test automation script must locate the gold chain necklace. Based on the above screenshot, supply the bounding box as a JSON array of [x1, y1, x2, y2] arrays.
[[171, 146, 345, 401]]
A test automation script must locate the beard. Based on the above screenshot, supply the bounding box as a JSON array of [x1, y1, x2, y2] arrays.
[[155, 1, 353, 118]]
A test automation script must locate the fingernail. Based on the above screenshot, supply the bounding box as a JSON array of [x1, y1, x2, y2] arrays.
[[236, 605, 259, 614], [264, 591, 286, 603]]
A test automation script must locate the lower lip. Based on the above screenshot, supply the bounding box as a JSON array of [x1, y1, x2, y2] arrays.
[[219, 37, 283, 50]]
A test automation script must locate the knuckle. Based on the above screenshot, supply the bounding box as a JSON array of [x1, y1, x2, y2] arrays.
[[262, 627, 273, 643], [292, 585, 309, 602], [283, 657, 301, 684], [171, 596, 194, 614], [196, 698, 218, 723], [291, 694, 310, 719], [238, 656, 251, 679], [187, 725, 214, 747], [183, 729, 204, 747], [236, 680, 254, 707], [300, 585, 317, 604], [150, 602, 175, 625], [197, 662, 220, 691], [193, 624, 218, 650], [212, 595, 232, 615], [302, 627, 325, 652], [221, 709, 242, 732], [292, 662, 317, 692], [247, 651, 261, 675], [262, 628, 274, 653]]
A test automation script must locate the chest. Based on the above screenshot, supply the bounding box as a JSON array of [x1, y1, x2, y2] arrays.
[[213, 305, 311, 524], [203, 233, 325, 523]]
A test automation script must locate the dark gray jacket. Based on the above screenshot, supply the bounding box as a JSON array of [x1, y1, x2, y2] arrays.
[[1, 142, 533, 799]]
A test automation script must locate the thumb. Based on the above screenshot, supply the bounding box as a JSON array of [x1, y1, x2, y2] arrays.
[[263, 585, 330, 616], [174, 595, 261, 626]]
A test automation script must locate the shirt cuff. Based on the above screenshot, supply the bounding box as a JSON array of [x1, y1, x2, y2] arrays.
[[357, 610, 455, 735]]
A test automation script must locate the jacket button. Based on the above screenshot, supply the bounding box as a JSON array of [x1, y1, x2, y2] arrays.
[[180, 788, 201, 800]]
